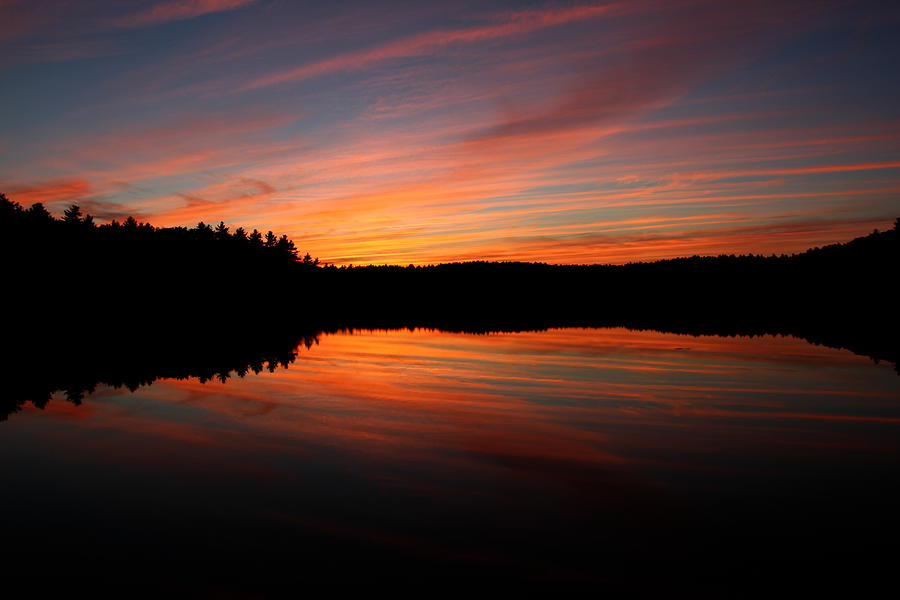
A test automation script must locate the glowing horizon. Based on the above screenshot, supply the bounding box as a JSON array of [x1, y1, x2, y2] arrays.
[[2, 0, 899, 265]]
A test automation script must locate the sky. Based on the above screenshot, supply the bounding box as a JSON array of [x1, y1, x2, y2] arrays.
[[1, 0, 899, 265]]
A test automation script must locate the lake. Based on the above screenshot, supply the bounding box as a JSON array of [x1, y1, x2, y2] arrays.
[[3, 327, 899, 594]]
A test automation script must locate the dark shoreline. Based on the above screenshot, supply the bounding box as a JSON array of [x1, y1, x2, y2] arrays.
[[4, 195, 897, 418]]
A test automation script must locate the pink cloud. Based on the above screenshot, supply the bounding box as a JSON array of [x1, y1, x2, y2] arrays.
[[7, 0, 896, 267], [240, 3, 623, 91], [0, 0, 45, 41], [112, 0, 256, 28]]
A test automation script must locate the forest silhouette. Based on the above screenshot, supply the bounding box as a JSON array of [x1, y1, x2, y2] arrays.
[[2, 192, 897, 418]]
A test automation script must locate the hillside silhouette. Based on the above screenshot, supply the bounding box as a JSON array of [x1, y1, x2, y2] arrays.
[[1, 191, 897, 419]]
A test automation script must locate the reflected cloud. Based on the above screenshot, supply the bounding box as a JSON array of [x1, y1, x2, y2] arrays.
[[7, 327, 900, 588], [20, 328, 898, 468]]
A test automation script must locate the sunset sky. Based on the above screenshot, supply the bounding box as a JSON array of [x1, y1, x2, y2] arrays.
[[2, 0, 899, 265]]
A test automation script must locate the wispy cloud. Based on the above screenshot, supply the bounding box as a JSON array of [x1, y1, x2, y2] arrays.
[[241, 3, 623, 91], [112, 0, 256, 29], [4, 0, 898, 265]]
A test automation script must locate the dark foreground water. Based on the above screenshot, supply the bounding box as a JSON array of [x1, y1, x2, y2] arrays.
[[3, 328, 899, 595]]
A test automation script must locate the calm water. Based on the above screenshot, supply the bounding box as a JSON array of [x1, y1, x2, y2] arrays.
[[3, 328, 900, 593]]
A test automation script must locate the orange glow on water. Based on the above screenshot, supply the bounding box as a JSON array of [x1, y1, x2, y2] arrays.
[[6, 327, 900, 587], [19, 328, 897, 471]]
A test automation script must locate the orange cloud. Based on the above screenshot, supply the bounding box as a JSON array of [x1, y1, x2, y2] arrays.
[[6, 0, 896, 266], [5, 178, 92, 206]]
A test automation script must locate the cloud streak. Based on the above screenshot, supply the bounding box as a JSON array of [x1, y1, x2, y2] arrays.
[[112, 0, 256, 28], [4, 179, 93, 206], [241, 3, 623, 91], [3, 0, 899, 265]]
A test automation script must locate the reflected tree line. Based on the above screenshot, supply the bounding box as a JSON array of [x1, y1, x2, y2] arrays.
[[2, 327, 323, 420], [1, 191, 898, 418]]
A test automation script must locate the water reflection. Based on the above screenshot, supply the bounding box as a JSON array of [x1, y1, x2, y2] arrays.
[[2, 328, 899, 594]]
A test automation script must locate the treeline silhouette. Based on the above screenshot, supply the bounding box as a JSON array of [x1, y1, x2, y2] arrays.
[[312, 216, 899, 368], [1, 194, 321, 328], [2, 191, 898, 418]]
